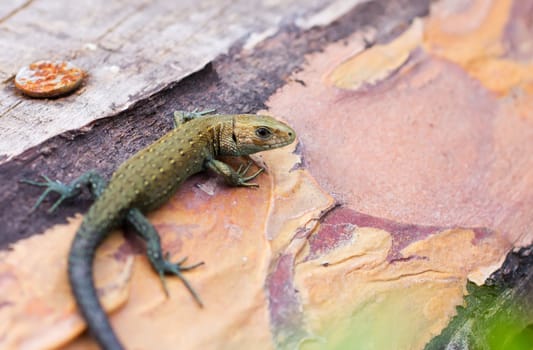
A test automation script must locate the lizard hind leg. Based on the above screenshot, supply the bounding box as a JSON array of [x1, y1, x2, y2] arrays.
[[20, 170, 107, 213], [126, 208, 204, 306]]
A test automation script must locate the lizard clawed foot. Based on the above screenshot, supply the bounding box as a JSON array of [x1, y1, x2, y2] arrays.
[[156, 252, 205, 307], [185, 108, 217, 119], [20, 175, 81, 213], [173, 108, 217, 127], [235, 161, 264, 187]]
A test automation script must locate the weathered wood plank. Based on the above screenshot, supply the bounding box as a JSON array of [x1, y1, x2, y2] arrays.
[[0, 0, 364, 161], [0, 0, 30, 21]]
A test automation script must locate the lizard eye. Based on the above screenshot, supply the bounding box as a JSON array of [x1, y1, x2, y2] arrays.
[[255, 127, 272, 139]]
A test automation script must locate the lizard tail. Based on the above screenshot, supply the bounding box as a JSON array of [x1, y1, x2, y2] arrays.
[[68, 219, 125, 350]]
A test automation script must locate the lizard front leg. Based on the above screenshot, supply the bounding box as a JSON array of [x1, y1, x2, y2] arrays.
[[126, 208, 204, 306], [20, 170, 107, 212], [205, 159, 264, 187]]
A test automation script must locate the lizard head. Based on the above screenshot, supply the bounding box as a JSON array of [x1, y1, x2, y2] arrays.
[[226, 114, 296, 155]]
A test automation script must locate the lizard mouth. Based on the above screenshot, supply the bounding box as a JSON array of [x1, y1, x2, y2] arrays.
[[266, 140, 292, 149], [265, 132, 296, 149]]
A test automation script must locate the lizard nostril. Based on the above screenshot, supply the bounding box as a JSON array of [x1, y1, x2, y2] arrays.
[[288, 132, 293, 136]]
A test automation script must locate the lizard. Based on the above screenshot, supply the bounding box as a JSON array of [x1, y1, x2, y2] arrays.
[[22, 110, 296, 350]]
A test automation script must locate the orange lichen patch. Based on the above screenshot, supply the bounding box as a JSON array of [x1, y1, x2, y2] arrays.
[[467, 58, 533, 95], [325, 19, 423, 90], [327, 0, 533, 95], [0, 216, 132, 350], [295, 219, 508, 350], [423, 0, 510, 65], [15, 61, 84, 98], [423, 0, 533, 95]]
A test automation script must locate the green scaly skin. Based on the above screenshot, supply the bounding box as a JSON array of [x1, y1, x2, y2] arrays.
[[22, 110, 296, 350]]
